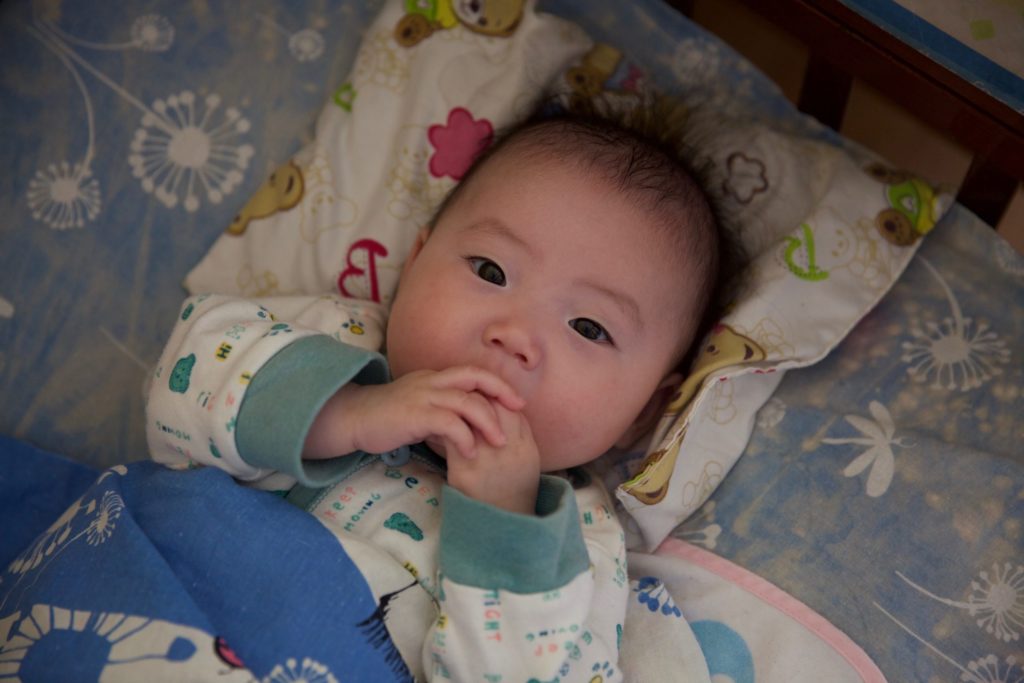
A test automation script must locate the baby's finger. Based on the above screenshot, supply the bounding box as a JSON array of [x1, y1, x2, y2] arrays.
[[492, 401, 533, 442], [432, 390, 507, 449], [436, 366, 525, 410], [427, 408, 478, 460]]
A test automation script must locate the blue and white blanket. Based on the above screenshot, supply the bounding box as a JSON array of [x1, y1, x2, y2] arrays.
[[0, 436, 409, 682]]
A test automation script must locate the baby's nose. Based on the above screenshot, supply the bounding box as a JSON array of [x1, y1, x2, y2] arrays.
[[484, 322, 539, 370]]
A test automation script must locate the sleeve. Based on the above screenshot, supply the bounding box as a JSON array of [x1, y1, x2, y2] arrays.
[[145, 294, 390, 489], [424, 473, 628, 682]]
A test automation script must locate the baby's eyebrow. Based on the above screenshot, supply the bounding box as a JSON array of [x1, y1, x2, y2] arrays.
[[575, 278, 643, 333], [463, 218, 537, 258]]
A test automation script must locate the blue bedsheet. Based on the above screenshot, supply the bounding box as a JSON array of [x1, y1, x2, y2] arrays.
[[0, 0, 384, 467], [0, 436, 409, 681]]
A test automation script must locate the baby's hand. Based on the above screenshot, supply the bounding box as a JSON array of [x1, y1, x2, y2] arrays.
[[303, 366, 524, 462], [444, 403, 541, 516]]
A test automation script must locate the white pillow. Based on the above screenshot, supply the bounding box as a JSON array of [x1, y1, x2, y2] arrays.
[[616, 122, 951, 549], [185, 0, 591, 304]]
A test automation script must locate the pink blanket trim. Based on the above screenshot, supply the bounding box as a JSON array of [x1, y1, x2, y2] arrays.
[[656, 538, 887, 683]]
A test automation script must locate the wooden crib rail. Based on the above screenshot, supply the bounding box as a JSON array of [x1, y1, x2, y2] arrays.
[[667, 0, 1024, 228]]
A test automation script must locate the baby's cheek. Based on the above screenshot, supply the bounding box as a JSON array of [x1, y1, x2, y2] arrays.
[[528, 401, 591, 466]]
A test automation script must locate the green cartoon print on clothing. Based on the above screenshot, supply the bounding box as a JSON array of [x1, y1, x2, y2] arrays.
[[169, 354, 196, 393], [263, 323, 293, 337], [384, 512, 424, 541]]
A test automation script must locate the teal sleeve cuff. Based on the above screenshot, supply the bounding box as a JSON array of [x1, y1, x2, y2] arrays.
[[235, 335, 389, 488], [440, 475, 589, 593]]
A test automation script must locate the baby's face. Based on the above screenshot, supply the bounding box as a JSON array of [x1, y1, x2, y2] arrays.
[[386, 152, 694, 471]]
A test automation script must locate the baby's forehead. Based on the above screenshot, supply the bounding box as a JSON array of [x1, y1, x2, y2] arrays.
[[466, 148, 703, 266]]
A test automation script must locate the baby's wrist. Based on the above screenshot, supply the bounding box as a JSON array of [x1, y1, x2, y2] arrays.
[[465, 489, 537, 516], [449, 473, 539, 516], [499, 488, 539, 516], [302, 384, 363, 460]]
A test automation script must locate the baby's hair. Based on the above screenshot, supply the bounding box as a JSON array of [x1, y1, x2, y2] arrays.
[[428, 95, 743, 370]]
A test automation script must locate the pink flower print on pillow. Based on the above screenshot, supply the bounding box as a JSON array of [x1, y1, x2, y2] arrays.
[[428, 107, 493, 180]]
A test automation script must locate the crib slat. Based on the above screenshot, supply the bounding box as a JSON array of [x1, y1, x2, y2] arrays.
[[958, 153, 1019, 228], [797, 56, 852, 131]]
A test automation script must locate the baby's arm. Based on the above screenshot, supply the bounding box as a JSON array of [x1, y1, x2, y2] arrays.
[[147, 294, 528, 491], [145, 294, 389, 487], [424, 476, 628, 681]]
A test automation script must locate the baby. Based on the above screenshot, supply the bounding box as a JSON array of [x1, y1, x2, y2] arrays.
[[146, 107, 722, 681]]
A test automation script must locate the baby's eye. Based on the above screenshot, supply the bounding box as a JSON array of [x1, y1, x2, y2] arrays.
[[468, 257, 506, 286], [569, 318, 612, 344]]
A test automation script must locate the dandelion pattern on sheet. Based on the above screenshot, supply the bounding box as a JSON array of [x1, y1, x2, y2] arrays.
[[961, 654, 1024, 683], [896, 562, 1024, 644], [901, 257, 1010, 391], [289, 29, 326, 62], [258, 14, 326, 63], [822, 400, 912, 498], [24, 12, 254, 218], [128, 91, 254, 212], [38, 13, 175, 53], [874, 599, 1024, 683], [26, 161, 101, 230], [21, 13, 182, 230], [130, 14, 175, 51], [23, 16, 103, 230]]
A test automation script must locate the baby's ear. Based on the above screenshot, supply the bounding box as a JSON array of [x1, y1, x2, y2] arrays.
[[615, 373, 683, 450]]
